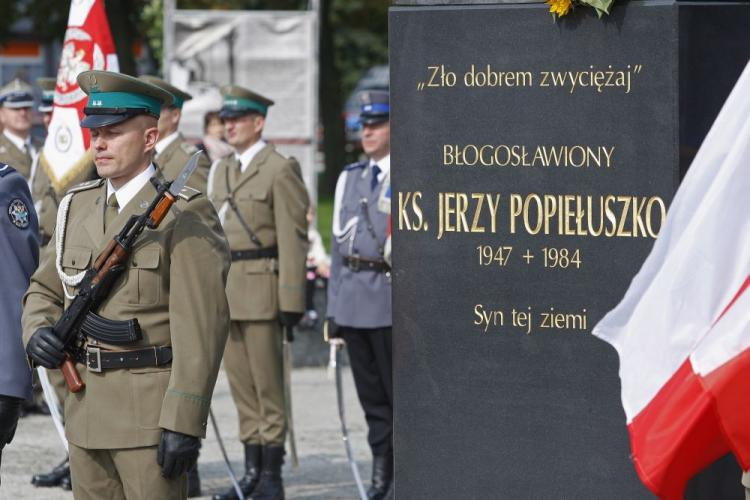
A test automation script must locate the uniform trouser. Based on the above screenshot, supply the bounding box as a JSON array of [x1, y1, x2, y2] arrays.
[[69, 443, 187, 500], [341, 327, 393, 456], [0, 395, 23, 483], [224, 319, 286, 445]]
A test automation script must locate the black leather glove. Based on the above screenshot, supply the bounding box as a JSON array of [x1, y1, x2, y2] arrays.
[[325, 318, 341, 340], [157, 430, 200, 479], [26, 327, 65, 369], [0, 396, 23, 449], [279, 311, 303, 328]]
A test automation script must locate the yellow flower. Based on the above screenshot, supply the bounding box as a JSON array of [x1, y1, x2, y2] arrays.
[[547, 0, 573, 17]]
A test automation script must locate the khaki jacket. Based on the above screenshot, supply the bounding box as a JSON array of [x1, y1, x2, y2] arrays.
[[31, 161, 98, 244], [0, 134, 43, 179], [209, 144, 308, 321], [22, 177, 231, 449], [155, 135, 210, 193]]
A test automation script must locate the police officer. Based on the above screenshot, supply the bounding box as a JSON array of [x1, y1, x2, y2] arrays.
[[0, 162, 39, 484], [326, 90, 393, 500], [209, 85, 309, 500], [139, 76, 211, 192], [22, 70, 231, 500], [0, 78, 43, 180]]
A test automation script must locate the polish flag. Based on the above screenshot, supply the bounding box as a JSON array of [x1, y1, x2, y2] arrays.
[[593, 60, 750, 499], [40, 0, 118, 191]]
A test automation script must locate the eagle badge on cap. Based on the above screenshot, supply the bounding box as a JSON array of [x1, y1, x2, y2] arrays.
[[8, 198, 30, 229]]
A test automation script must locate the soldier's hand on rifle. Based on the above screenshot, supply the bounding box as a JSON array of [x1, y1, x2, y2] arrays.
[[26, 327, 66, 369], [279, 311, 303, 328], [157, 429, 200, 479]]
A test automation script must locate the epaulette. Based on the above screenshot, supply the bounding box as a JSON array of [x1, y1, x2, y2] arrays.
[[344, 161, 367, 172], [0, 163, 16, 177], [180, 142, 199, 155], [67, 178, 105, 194], [177, 186, 201, 202]]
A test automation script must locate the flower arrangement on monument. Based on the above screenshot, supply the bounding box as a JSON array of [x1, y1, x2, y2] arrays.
[[547, 0, 614, 18]]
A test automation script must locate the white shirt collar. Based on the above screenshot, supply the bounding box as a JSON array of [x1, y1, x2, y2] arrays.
[[155, 131, 180, 156], [235, 139, 267, 173], [3, 130, 30, 153], [106, 164, 156, 213], [368, 154, 390, 182]]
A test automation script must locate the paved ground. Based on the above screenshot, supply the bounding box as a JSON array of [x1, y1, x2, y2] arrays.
[[2, 363, 371, 499]]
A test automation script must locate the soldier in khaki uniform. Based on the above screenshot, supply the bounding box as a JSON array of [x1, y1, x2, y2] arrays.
[[0, 78, 43, 180], [209, 86, 309, 500], [23, 70, 231, 500], [139, 76, 210, 192]]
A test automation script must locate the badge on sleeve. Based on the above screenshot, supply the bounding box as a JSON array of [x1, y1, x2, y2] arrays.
[[8, 198, 30, 229]]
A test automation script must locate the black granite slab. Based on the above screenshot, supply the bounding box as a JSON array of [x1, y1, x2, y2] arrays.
[[390, 1, 750, 498]]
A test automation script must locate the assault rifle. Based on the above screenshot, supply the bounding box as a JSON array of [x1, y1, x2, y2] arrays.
[[53, 153, 201, 393]]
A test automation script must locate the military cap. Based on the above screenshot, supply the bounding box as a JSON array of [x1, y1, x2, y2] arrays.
[[138, 75, 192, 108], [77, 70, 174, 128], [0, 78, 34, 109], [219, 85, 274, 119], [37, 77, 56, 113], [359, 90, 389, 125]]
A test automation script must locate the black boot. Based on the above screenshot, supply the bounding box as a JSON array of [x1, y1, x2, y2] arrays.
[[187, 462, 201, 497], [31, 457, 70, 488], [250, 445, 285, 500], [367, 454, 393, 500], [213, 443, 262, 500]]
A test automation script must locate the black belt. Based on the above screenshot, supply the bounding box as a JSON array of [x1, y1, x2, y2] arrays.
[[342, 255, 390, 273], [231, 246, 278, 261], [86, 346, 172, 373]]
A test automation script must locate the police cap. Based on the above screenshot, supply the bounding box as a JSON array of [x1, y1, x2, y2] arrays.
[[359, 90, 389, 125]]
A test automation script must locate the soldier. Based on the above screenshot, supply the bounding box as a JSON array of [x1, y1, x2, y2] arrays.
[[209, 85, 309, 500], [139, 76, 211, 192], [22, 70, 231, 500], [37, 77, 55, 129], [0, 78, 43, 180], [0, 163, 38, 484], [326, 90, 393, 500]]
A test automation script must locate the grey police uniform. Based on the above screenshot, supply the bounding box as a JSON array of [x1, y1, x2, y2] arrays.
[[327, 160, 392, 328], [0, 163, 39, 469]]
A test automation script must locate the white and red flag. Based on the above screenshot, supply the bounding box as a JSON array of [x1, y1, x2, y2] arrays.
[[41, 0, 118, 191], [593, 60, 750, 499]]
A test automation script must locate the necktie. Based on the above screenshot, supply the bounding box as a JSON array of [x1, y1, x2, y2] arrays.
[[22, 144, 32, 166], [371, 164, 381, 191], [231, 157, 242, 186], [104, 194, 119, 232]]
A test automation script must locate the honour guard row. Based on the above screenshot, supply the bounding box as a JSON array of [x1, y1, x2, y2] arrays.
[[0, 71, 394, 500]]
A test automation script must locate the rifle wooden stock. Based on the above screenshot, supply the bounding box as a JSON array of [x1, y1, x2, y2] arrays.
[[62, 353, 85, 393], [148, 192, 176, 228]]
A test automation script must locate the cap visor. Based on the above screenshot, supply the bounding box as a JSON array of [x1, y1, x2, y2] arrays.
[[38, 105, 53, 113], [80, 113, 131, 129], [360, 115, 389, 125]]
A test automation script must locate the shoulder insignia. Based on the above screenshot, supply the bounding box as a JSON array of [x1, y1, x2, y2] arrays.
[[67, 178, 105, 194], [7, 198, 30, 229], [180, 142, 199, 155], [177, 186, 201, 202], [0, 163, 16, 177], [344, 161, 367, 172]]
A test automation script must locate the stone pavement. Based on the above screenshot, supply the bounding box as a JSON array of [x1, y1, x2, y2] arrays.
[[1, 362, 371, 500]]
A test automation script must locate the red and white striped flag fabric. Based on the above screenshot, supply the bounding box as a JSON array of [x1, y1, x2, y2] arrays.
[[40, 0, 118, 191], [593, 59, 750, 499]]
